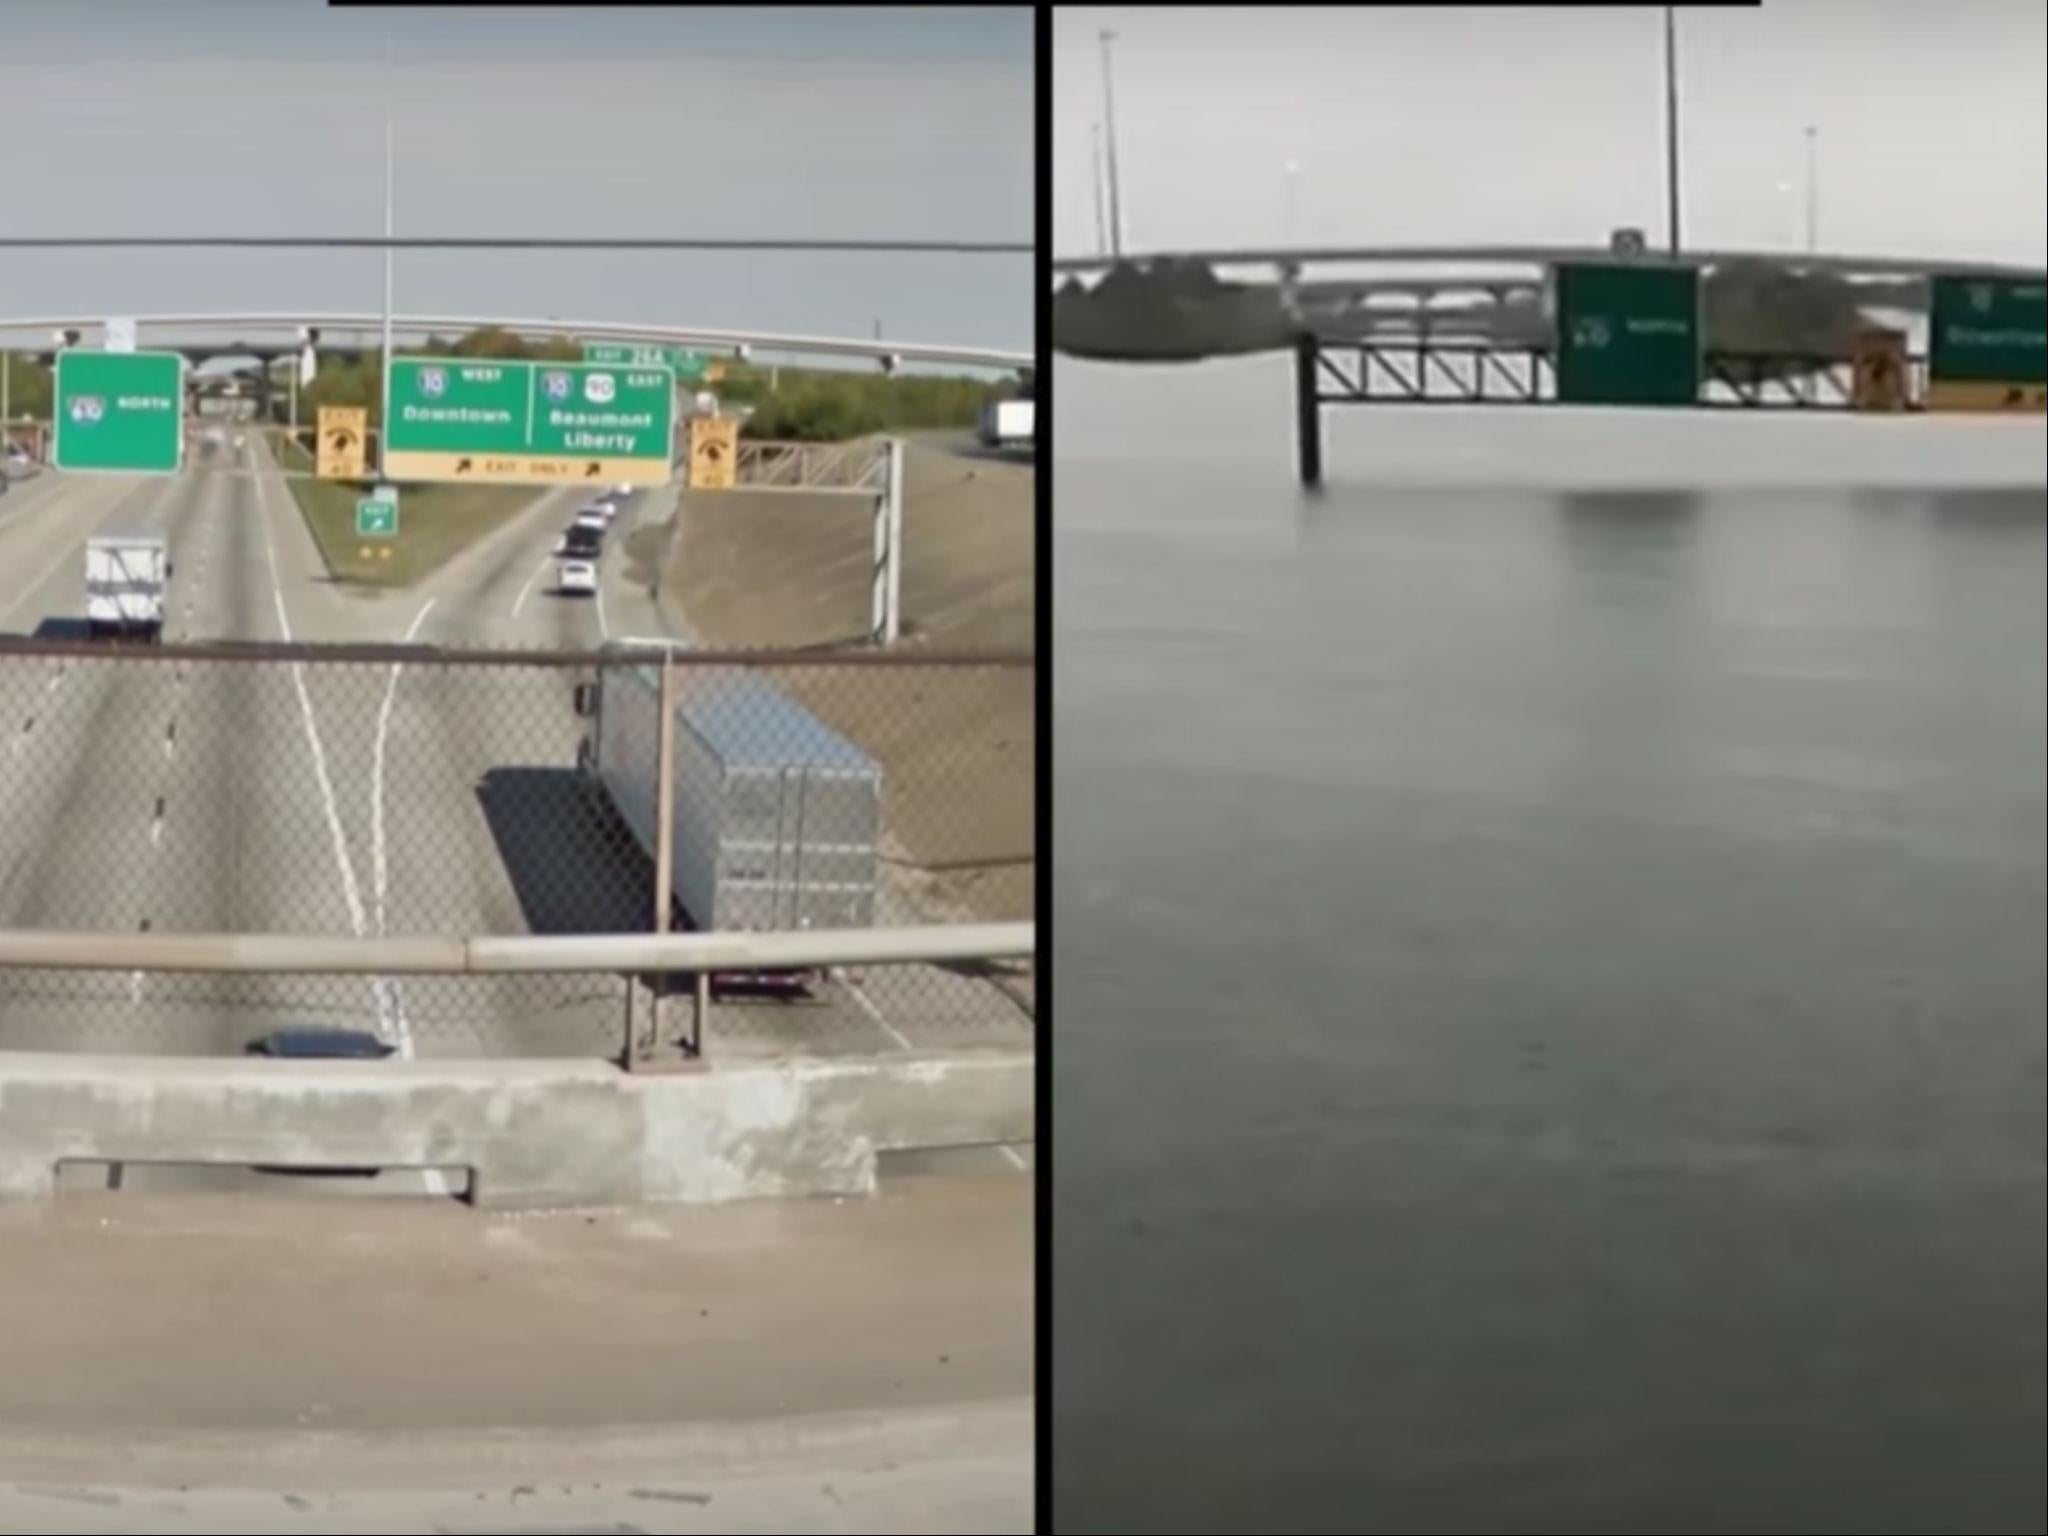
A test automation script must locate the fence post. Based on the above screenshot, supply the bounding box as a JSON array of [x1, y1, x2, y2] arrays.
[[631, 651, 680, 1071], [884, 437, 905, 644], [871, 468, 889, 644]]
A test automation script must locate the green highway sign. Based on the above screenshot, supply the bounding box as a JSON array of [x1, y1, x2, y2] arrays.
[[1553, 263, 1701, 407], [384, 357, 676, 486], [52, 350, 185, 473], [356, 495, 398, 539], [582, 341, 707, 379], [1928, 276, 2047, 385]]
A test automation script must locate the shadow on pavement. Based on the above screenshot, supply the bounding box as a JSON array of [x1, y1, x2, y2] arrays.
[[475, 766, 654, 936]]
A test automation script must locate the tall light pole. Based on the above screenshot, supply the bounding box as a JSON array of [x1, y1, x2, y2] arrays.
[[380, 19, 395, 473], [1662, 5, 1682, 255], [1802, 125, 1818, 254], [1099, 29, 1125, 259], [1283, 161, 1301, 247], [1090, 122, 1109, 258]]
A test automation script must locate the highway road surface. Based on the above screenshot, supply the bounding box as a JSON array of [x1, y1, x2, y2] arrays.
[[0, 440, 1033, 1079]]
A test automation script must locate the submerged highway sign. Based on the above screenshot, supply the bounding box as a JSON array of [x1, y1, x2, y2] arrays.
[[383, 358, 675, 486], [1553, 263, 1701, 407], [1926, 276, 2047, 413], [52, 351, 185, 473]]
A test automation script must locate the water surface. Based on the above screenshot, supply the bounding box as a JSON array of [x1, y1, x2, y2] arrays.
[[1053, 357, 2047, 1534]]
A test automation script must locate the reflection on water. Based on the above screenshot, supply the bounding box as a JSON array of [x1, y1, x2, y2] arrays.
[[1054, 361, 2046, 1535]]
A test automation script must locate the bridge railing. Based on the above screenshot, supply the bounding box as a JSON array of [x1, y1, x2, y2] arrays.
[[0, 922, 1034, 1071]]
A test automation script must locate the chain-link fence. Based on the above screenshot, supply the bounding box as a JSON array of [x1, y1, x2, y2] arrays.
[[0, 639, 1033, 1065]]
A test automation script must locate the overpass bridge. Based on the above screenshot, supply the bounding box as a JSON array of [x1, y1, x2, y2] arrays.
[[0, 312, 1031, 423], [1051, 243, 2047, 484]]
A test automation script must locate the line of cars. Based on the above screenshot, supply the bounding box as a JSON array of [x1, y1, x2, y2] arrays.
[[554, 483, 634, 596]]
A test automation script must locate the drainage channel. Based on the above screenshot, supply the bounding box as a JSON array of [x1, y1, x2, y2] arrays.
[[54, 1160, 475, 1199]]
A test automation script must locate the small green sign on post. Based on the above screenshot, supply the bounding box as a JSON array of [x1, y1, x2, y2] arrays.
[[356, 495, 398, 539], [582, 341, 707, 380], [53, 350, 185, 473], [1553, 263, 1702, 406]]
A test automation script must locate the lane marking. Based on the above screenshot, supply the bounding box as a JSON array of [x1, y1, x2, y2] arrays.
[[373, 599, 437, 1040], [840, 971, 914, 1051], [252, 464, 389, 1037], [596, 580, 611, 641], [370, 598, 450, 1204], [510, 551, 552, 619], [130, 919, 151, 1005], [368, 598, 456, 1198], [999, 1145, 1028, 1170]]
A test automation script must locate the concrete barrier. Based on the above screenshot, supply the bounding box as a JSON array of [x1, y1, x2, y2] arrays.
[[0, 1049, 1031, 1208]]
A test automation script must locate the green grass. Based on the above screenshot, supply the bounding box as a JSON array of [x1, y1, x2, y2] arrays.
[[275, 436, 542, 589]]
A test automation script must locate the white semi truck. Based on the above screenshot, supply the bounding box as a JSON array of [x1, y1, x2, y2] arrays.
[[575, 653, 883, 989], [84, 535, 171, 642], [978, 396, 1035, 450]]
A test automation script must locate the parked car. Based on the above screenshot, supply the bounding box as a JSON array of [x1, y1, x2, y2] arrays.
[[557, 559, 599, 596]]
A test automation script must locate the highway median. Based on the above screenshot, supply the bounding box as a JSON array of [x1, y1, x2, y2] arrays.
[[274, 433, 545, 588]]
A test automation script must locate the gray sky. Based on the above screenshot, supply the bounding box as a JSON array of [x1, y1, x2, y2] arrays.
[[1054, 2, 2048, 267], [1, 2, 1031, 353]]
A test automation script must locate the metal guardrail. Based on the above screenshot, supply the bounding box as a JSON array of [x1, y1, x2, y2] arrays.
[[735, 439, 891, 492], [0, 924, 1033, 974]]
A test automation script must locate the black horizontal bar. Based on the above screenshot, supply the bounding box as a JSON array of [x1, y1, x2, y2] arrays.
[[0, 237, 1030, 254]]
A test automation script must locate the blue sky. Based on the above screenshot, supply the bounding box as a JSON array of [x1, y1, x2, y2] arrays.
[[0, 2, 1032, 354]]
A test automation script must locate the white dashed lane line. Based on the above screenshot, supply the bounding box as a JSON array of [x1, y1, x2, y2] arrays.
[[839, 970, 915, 1051]]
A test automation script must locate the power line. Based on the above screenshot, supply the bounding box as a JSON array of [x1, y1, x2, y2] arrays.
[[0, 237, 1030, 253]]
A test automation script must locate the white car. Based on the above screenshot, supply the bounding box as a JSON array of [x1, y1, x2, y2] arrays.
[[572, 509, 609, 533], [581, 497, 620, 520], [611, 483, 633, 499], [557, 559, 598, 596]]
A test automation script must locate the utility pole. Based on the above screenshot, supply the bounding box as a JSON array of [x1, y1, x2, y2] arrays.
[[1803, 125, 1818, 254], [1663, 5, 1682, 255], [1100, 29, 1125, 259]]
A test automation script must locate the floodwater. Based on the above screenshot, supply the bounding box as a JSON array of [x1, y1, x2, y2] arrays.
[[1052, 356, 2047, 1534]]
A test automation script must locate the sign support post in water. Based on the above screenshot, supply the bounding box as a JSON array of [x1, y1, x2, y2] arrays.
[[383, 358, 675, 486], [52, 351, 186, 473]]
